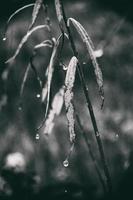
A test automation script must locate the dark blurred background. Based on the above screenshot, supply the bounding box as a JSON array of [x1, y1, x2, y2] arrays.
[[0, 0, 133, 199]]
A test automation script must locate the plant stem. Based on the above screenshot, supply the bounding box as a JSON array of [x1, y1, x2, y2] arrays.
[[59, 0, 112, 193], [75, 113, 107, 194]]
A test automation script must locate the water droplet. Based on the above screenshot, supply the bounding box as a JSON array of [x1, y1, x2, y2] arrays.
[[93, 49, 103, 58], [36, 134, 40, 140], [18, 106, 22, 111], [3, 37, 6, 41], [83, 62, 86, 65], [63, 159, 69, 168], [65, 190, 67, 193], [115, 134, 119, 139], [36, 94, 41, 98], [63, 65, 68, 71]]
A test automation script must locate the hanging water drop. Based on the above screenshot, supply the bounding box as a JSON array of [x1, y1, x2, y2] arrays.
[[65, 190, 67, 193], [36, 134, 40, 140], [18, 106, 22, 111], [3, 37, 6, 41], [36, 94, 41, 98], [63, 159, 69, 168], [83, 62, 86, 65]]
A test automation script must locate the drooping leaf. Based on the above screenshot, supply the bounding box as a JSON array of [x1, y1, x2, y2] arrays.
[[55, 0, 68, 68], [5, 25, 50, 64], [37, 34, 64, 130], [51, 86, 64, 115], [19, 39, 53, 106], [64, 56, 78, 143], [34, 40, 52, 50], [68, 18, 104, 106], [43, 86, 64, 135]]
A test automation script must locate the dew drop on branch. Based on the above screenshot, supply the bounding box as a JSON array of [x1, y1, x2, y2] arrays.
[[3, 37, 6, 41], [63, 159, 69, 167], [36, 94, 41, 98]]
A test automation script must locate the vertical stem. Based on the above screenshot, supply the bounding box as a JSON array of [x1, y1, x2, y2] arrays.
[[59, 0, 112, 193], [75, 114, 107, 194]]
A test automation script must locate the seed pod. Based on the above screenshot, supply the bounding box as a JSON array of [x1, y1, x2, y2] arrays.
[[64, 56, 78, 143], [68, 18, 104, 106]]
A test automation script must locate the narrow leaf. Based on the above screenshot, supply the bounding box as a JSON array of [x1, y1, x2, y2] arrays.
[[52, 86, 64, 115], [30, 58, 42, 89], [68, 18, 104, 106], [3, 4, 34, 40], [5, 25, 50, 64], [28, 0, 43, 30], [55, 0, 67, 66], [43, 86, 64, 135], [37, 34, 64, 130], [41, 82, 48, 102], [44, 35, 66, 117], [64, 56, 78, 143], [34, 40, 52, 49], [19, 63, 30, 108]]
